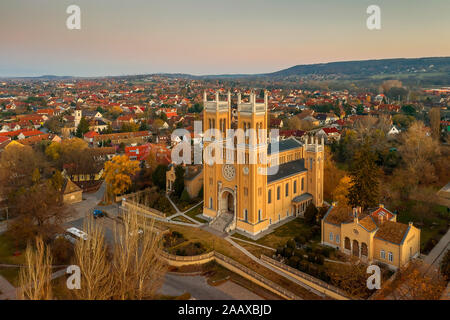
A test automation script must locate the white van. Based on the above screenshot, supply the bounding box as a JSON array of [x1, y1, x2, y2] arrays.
[[66, 227, 88, 241]]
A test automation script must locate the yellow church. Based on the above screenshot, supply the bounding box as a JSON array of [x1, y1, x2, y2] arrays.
[[321, 204, 421, 270], [202, 91, 324, 237]]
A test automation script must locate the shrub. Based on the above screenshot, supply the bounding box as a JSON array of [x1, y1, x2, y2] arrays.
[[295, 236, 306, 245], [315, 255, 325, 265], [423, 238, 438, 253], [51, 237, 74, 265], [286, 239, 296, 249], [193, 242, 202, 249], [304, 203, 319, 225], [294, 249, 305, 258], [307, 253, 316, 263], [298, 260, 309, 273], [276, 246, 284, 256], [303, 230, 313, 241], [311, 225, 321, 237], [172, 231, 183, 238], [318, 269, 331, 282], [284, 247, 293, 257], [288, 256, 300, 268], [180, 188, 191, 202], [197, 185, 204, 198], [309, 264, 319, 276], [440, 249, 450, 281]]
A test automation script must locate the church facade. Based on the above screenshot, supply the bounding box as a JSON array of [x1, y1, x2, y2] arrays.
[[202, 91, 324, 236]]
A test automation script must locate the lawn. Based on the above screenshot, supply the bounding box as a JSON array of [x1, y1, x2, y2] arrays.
[[184, 205, 208, 223], [0, 234, 26, 286], [171, 215, 196, 224], [232, 217, 319, 249], [169, 194, 202, 212], [231, 238, 275, 259], [394, 200, 449, 254]]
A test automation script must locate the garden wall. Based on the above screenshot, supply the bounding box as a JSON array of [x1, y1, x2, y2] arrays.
[[159, 250, 301, 300], [261, 255, 352, 300]]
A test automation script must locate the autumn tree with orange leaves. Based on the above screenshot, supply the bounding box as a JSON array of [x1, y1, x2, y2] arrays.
[[104, 155, 139, 202], [376, 260, 446, 300]]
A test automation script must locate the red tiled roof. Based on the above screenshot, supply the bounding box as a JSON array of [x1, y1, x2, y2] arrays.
[[322, 127, 340, 135], [0, 129, 43, 138], [84, 131, 100, 139], [0, 136, 10, 143]]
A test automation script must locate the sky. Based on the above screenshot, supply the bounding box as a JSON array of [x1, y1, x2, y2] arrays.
[[0, 0, 449, 77]]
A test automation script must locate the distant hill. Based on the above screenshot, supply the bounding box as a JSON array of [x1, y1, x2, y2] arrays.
[[3, 57, 449, 85], [263, 57, 450, 80]]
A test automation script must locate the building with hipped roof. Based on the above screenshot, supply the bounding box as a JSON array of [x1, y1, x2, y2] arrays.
[[321, 203, 421, 270]]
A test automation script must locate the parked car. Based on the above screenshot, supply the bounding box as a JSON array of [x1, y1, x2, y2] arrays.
[[93, 209, 105, 219]]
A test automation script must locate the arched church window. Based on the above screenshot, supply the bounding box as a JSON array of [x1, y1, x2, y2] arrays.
[[345, 237, 351, 250], [361, 242, 368, 257]]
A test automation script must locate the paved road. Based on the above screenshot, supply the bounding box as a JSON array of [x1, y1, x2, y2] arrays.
[[159, 274, 233, 300], [0, 275, 16, 300], [66, 182, 106, 222], [65, 216, 116, 246], [424, 227, 450, 272]]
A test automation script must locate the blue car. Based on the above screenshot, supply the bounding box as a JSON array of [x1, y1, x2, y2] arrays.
[[93, 209, 105, 219]]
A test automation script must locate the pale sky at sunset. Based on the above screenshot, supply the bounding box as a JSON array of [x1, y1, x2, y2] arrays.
[[1, 0, 449, 77]]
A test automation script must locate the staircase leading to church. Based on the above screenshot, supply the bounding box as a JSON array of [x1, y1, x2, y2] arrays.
[[210, 211, 234, 233]]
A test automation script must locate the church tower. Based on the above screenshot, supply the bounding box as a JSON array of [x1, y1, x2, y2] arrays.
[[235, 91, 269, 234], [74, 107, 82, 128], [305, 136, 324, 207], [202, 91, 232, 219]]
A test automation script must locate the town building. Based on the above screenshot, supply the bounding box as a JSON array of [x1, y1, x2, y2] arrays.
[[166, 164, 203, 199], [321, 204, 421, 270]]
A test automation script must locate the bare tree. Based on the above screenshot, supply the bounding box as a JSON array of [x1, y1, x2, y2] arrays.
[[72, 217, 113, 300], [18, 237, 53, 300], [18, 209, 166, 300], [111, 211, 166, 300]]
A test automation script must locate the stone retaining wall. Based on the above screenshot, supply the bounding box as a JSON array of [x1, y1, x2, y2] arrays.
[[159, 250, 301, 300], [261, 255, 352, 300]]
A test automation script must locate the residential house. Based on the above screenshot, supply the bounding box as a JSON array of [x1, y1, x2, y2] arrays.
[[316, 127, 341, 143], [321, 204, 421, 270]]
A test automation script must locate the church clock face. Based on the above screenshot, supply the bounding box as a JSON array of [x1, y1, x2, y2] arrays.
[[222, 164, 236, 181]]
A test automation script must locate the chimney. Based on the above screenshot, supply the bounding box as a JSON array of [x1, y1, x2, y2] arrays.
[[409, 222, 413, 227]]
